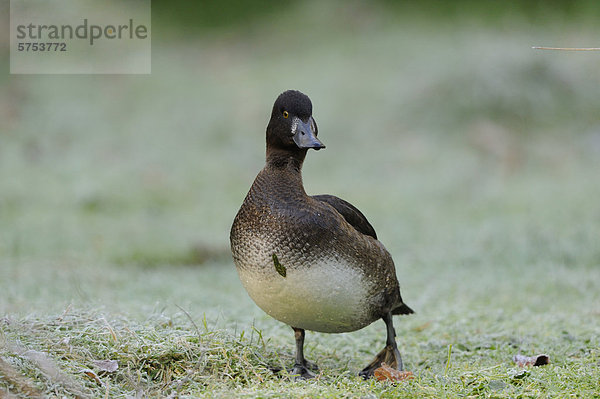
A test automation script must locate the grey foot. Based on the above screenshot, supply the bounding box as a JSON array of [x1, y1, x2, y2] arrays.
[[289, 327, 318, 379], [290, 363, 316, 379], [359, 345, 403, 379]]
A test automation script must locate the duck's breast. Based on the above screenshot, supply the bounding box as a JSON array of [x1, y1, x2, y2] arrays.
[[233, 233, 378, 333]]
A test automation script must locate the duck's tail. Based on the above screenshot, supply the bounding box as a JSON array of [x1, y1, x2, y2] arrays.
[[392, 303, 414, 315]]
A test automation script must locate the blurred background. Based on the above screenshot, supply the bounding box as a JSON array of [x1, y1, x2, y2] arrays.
[[1, 0, 599, 312]]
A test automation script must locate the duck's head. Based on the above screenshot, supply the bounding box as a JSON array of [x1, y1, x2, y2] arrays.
[[266, 90, 325, 152]]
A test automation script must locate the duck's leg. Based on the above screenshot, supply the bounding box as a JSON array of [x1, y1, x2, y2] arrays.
[[290, 327, 316, 379], [359, 312, 404, 378]]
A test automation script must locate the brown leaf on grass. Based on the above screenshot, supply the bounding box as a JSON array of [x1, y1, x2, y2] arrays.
[[93, 359, 118, 372], [81, 369, 103, 386], [513, 354, 550, 367], [373, 363, 414, 382]]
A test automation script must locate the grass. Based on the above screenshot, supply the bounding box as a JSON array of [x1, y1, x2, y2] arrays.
[[1, 1, 600, 397], [1, 260, 599, 397]]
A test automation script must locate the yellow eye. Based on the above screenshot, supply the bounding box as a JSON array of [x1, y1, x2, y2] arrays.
[[283, 110, 289, 118]]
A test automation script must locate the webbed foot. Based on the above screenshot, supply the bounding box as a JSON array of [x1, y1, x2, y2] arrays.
[[359, 312, 405, 379], [288, 327, 318, 379], [290, 363, 316, 379], [359, 344, 403, 379]]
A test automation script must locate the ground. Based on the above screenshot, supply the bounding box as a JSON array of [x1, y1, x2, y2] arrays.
[[1, 2, 600, 397]]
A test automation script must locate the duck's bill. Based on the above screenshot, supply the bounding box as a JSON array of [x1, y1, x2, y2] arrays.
[[293, 118, 325, 150]]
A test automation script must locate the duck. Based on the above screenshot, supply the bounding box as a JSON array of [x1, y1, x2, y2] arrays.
[[230, 90, 413, 379]]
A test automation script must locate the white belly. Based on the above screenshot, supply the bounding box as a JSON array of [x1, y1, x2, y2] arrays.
[[237, 257, 373, 333]]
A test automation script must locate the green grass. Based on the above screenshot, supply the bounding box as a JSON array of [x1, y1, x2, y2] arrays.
[[2, 1, 600, 397]]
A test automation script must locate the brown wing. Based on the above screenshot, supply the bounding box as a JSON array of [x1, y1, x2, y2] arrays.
[[312, 194, 378, 239]]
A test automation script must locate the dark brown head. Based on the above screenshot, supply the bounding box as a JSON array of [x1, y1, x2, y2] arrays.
[[266, 90, 325, 154]]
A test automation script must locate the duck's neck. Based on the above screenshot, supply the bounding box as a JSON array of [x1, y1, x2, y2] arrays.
[[265, 147, 307, 172], [262, 147, 308, 198]]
